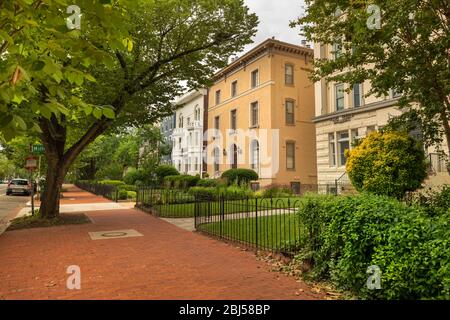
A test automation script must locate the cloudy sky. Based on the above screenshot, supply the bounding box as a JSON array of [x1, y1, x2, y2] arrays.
[[242, 0, 307, 53]]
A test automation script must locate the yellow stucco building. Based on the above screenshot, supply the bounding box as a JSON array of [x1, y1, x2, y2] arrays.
[[205, 39, 317, 191]]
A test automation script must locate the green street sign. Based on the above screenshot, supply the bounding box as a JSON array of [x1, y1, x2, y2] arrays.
[[32, 144, 44, 155]]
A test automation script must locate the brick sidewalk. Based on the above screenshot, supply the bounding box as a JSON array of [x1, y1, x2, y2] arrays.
[[0, 186, 324, 300]]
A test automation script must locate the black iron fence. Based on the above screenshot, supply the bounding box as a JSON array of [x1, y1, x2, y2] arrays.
[[194, 195, 303, 255], [75, 181, 118, 201], [135, 185, 352, 255]]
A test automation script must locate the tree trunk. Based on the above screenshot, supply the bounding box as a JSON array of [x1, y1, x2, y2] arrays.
[[39, 157, 65, 219]]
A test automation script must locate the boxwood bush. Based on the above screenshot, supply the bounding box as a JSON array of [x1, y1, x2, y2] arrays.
[[295, 193, 450, 299], [155, 165, 179, 183]]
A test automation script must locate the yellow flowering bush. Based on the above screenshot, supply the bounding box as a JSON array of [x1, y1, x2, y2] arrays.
[[345, 131, 427, 198]]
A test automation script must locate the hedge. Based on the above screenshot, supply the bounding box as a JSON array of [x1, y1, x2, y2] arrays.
[[295, 193, 450, 299]]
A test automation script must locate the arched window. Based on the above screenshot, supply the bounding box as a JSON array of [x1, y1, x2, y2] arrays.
[[250, 140, 260, 171], [178, 115, 183, 128]]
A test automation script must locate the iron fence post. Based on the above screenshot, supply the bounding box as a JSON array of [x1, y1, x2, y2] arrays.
[[255, 197, 258, 250]]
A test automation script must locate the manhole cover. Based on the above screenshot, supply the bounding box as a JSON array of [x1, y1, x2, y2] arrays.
[[101, 232, 128, 237], [88, 229, 143, 240]]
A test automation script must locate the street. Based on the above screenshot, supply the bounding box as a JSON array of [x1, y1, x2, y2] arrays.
[[0, 184, 29, 226]]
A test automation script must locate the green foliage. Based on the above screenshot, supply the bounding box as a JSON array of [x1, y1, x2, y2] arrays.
[[405, 186, 450, 217], [188, 186, 218, 199], [164, 174, 200, 189], [155, 165, 179, 183], [96, 162, 123, 181], [123, 168, 145, 185], [295, 194, 450, 299], [117, 189, 128, 200], [196, 178, 225, 188], [295, 0, 450, 155], [117, 184, 137, 192], [346, 131, 427, 198], [98, 180, 125, 186], [262, 184, 293, 198], [221, 169, 258, 185]]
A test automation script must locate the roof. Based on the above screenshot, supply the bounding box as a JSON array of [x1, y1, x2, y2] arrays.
[[213, 38, 314, 82]]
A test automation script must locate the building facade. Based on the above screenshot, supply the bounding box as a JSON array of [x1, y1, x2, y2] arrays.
[[159, 114, 176, 165], [313, 43, 447, 186], [172, 89, 208, 176], [206, 39, 317, 190]]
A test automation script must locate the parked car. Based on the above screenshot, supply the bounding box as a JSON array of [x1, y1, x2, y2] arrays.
[[6, 179, 32, 196]]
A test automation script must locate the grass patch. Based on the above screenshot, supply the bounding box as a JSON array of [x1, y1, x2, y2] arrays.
[[197, 213, 300, 252], [7, 212, 91, 231], [152, 197, 302, 218]]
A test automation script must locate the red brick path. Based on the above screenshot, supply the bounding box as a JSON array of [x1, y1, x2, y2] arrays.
[[0, 186, 324, 300]]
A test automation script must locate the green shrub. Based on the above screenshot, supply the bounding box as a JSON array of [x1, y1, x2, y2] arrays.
[[295, 193, 450, 299], [117, 189, 128, 200], [164, 174, 199, 189], [405, 185, 450, 216], [346, 131, 427, 198], [98, 180, 125, 186], [123, 169, 145, 185], [155, 165, 179, 183], [262, 184, 293, 198], [117, 184, 138, 192], [221, 169, 258, 185], [127, 191, 137, 200], [188, 186, 218, 199], [196, 178, 225, 188], [219, 185, 254, 199]]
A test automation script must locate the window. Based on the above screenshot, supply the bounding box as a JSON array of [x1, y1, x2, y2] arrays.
[[250, 140, 259, 170], [337, 131, 350, 166], [285, 100, 295, 125], [285, 64, 294, 85], [251, 69, 259, 88], [215, 90, 221, 105], [178, 115, 183, 128], [335, 84, 344, 111], [353, 83, 362, 107], [286, 141, 295, 170], [367, 126, 376, 135], [230, 144, 238, 169], [333, 41, 342, 59], [178, 138, 182, 150], [214, 116, 220, 130], [329, 133, 336, 166], [195, 106, 200, 121], [214, 147, 220, 172], [231, 81, 238, 97], [187, 117, 191, 127], [230, 109, 237, 130], [250, 101, 259, 127]]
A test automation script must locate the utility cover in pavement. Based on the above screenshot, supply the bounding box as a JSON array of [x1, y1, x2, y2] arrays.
[[89, 229, 143, 240]]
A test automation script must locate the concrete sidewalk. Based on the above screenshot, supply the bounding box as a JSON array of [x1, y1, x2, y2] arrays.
[[0, 186, 325, 300]]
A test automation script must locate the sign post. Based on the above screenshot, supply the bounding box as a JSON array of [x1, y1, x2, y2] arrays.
[[31, 144, 44, 201], [25, 156, 38, 216]]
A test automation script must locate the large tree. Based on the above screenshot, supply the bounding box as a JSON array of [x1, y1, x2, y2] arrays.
[[0, 0, 258, 218], [294, 0, 450, 154]]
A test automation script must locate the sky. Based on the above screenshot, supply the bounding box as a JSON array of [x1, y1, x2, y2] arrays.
[[242, 0, 307, 53]]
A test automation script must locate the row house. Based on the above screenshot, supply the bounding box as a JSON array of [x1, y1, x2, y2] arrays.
[[171, 89, 208, 177], [206, 39, 317, 190], [313, 43, 447, 187]]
